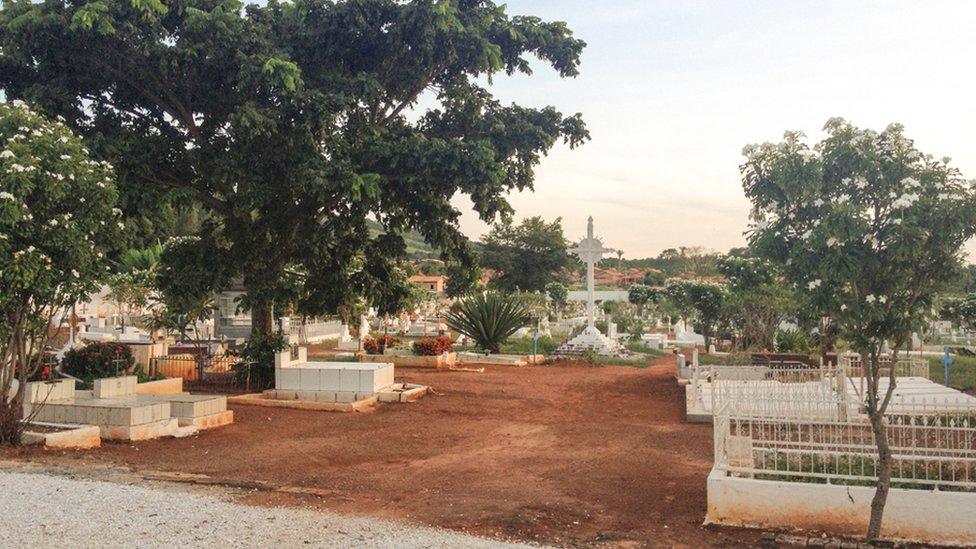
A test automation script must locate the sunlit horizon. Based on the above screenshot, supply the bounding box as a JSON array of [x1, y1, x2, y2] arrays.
[[450, 0, 976, 260]]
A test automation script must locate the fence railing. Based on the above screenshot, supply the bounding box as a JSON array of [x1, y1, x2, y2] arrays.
[[714, 400, 976, 491], [840, 353, 929, 380], [151, 354, 238, 379]]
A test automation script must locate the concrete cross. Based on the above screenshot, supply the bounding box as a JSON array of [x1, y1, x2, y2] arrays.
[[568, 216, 615, 329]]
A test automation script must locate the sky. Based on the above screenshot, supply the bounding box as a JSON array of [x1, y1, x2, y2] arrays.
[[449, 0, 976, 259]]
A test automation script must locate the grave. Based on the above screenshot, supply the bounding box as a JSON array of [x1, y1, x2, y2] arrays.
[[555, 216, 622, 356], [25, 375, 233, 441], [248, 347, 428, 409]]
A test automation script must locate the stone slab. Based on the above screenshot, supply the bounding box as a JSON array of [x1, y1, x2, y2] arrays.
[[21, 422, 101, 449], [100, 417, 179, 441], [178, 410, 234, 430]]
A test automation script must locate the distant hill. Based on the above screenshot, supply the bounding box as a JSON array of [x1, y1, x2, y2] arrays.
[[367, 219, 482, 260]]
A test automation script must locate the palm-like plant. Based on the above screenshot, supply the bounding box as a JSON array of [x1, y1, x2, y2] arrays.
[[446, 292, 529, 354]]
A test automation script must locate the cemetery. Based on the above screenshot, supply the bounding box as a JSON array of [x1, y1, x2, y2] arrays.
[[5, 1, 976, 547]]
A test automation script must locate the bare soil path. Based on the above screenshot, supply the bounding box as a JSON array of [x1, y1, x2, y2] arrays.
[[3, 354, 758, 547]]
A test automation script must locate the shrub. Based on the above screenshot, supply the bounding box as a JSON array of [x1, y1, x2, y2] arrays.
[[413, 336, 453, 356], [62, 342, 135, 387], [775, 329, 815, 354], [445, 292, 529, 354], [234, 331, 288, 390], [363, 334, 400, 355]]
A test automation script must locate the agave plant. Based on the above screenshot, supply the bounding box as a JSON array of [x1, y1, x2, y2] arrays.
[[446, 292, 529, 354]]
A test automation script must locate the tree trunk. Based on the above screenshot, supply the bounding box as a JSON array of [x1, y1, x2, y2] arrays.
[[251, 306, 274, 336], [867, 409, 892, 539], [0, 394, 24, 445]]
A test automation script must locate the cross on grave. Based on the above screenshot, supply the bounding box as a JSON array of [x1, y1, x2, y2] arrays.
[[568, 216, 616, 330]]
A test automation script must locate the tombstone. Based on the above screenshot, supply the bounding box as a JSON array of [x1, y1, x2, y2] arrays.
[[692, 348, 699, 368], [338, 324, 352, 343], [607, 321, 618, 340], [539, 316, 552, 338], [358, 315, 370, 341]]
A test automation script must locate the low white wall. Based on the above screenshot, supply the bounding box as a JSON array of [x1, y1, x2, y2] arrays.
[[706, 469, 976, 546]]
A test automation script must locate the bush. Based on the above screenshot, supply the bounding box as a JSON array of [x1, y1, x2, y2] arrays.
[[363, 334, 400, 355], [413, 336, 453, 356], [62, 342, 135, 387], [445, 292, 528, 353], [235, 331, 288, 390], [775, 329, 815, 354]]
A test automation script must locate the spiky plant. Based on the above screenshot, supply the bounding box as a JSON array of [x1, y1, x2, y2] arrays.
[[446, 292, 529, 354]]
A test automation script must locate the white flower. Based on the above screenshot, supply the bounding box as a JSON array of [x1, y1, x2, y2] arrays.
[[901, 177, 920, 189], [808, 279, 822, 290], [117, 222, 125, 230], [60, 154, 71, 160], [878, 296, 887, 304], [10, 163, 26, 173], [813, 198, 824, 207], [801, 230, 812, 240], [853, 177, 868, 189], [865, 294, 876, 303], [71, 269, 79, 278], [826, 237, 840, 247], [48, 218, 58, 226], [835, 194, 850, 204], [0, 191, 13, 201], [841, 304, 848, 311], [891, 218, 902, 225], [0, 150, 13, 159]]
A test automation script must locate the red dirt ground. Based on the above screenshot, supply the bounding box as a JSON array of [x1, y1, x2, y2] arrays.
[[4, 355, 760, 547]]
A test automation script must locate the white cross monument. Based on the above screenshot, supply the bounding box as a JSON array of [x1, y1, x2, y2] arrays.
[[556, 216, 622, 356]]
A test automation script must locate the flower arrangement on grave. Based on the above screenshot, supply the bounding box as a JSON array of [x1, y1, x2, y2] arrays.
[[363, 334, 400, 355], [62, 342, 135, 387], [412, 336, 453, 356]]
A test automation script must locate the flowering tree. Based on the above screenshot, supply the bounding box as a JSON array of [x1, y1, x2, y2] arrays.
[[0, 101, 120, 444], [741, 118, 976, 539], [717, 256, 797, 350]]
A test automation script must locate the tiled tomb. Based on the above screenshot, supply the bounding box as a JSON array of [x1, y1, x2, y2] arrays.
[[267, 348, 409, 404], [25, 376, 232, 440]]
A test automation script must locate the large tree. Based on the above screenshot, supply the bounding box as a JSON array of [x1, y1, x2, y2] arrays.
[[742, 118, 976, 540], [0, 101, 121, 444], [0, 0, 588, 334], [480, 215, 573, 292]]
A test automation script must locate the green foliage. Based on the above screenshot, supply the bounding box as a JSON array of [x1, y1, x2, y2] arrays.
[[545, 281, 568, 313], [445, 292, 529, 353], [0, 101, 121, 443], [500, 336, 559, 356], [718, 255, 798, 350], [445, 261, 481, 298], [642, 270, 666, 286], [236, 331, 288, 390], [775, 329, 815, 354], [62, 342, 134, 387], [742, 118, 976, 356], [0, 0, 589, 332], [482, 216, 574, 292]]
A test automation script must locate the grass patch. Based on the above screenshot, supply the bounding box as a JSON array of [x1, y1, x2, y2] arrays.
[[500, 336, 559, 356], [928, 354, 976, 392]]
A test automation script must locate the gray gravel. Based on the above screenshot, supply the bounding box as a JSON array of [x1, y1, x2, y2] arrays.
[[0, 470, 534, 548]]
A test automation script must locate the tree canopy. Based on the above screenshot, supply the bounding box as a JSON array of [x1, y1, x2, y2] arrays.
[[481, 215, 574, 292], [0, 0, 589, 332], [741, 117, 976, 537]]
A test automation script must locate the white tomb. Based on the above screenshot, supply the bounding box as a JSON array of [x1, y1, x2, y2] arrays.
[[271, 348, 395, 402], [555, 216, 622, 356]]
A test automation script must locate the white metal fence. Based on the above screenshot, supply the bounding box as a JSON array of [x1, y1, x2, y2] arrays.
[[714, 400, 976, 491], [840, 353, 929, 380]]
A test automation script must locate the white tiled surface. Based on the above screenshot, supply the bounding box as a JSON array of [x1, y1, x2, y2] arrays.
[[275, 362, 395, 393]]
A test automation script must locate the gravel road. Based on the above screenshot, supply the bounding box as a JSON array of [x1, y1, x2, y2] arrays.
[[0, 470, 534, 548]]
